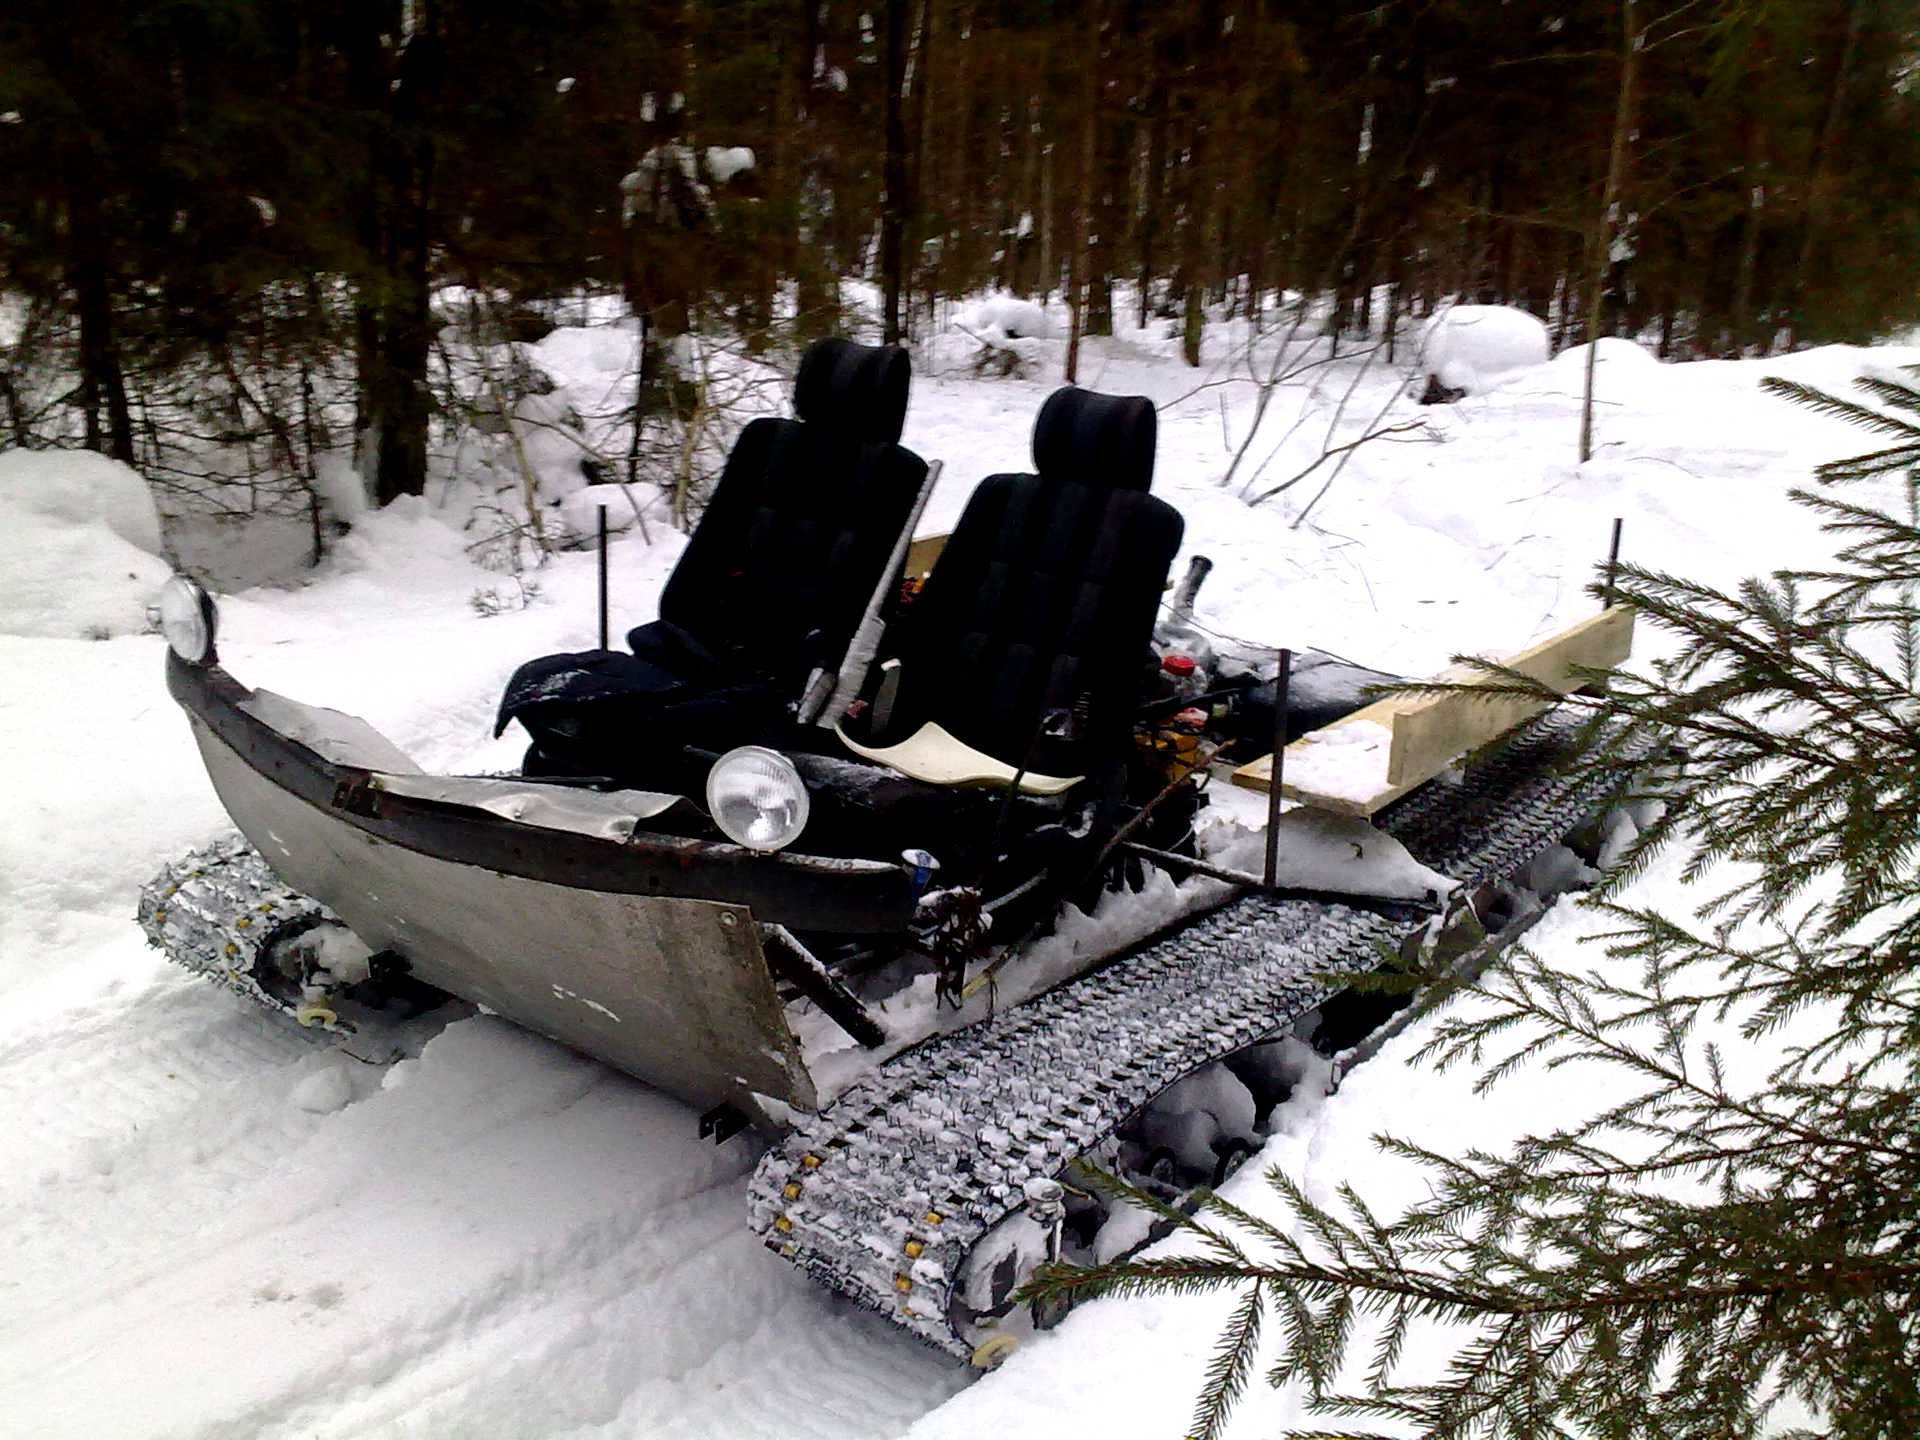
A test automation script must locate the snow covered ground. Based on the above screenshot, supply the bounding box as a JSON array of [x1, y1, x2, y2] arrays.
[[2, 298, 1912, 1438]]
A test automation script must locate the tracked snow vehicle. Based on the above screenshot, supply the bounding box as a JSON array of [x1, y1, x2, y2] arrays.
[[140, 337, 1649, 1365]]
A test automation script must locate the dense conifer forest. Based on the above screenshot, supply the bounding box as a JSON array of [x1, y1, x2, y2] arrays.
[[2, 1, 1916, 506]]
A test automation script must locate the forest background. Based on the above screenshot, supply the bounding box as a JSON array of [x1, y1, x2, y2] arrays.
[[2, 0, 1916, 522]]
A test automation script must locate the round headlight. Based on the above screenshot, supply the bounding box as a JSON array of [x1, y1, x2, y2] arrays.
[[705, 746, 810, 852], [156, 576, 217, 665]]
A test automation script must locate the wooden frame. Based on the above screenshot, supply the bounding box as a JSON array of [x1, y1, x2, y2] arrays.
[[1232, 605, 1636, 817]]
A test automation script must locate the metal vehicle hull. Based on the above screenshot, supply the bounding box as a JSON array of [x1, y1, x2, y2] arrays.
[[145, 642, 1651, 1366], [159, 652, 922, 1123], [186, 713, 817, 1118]]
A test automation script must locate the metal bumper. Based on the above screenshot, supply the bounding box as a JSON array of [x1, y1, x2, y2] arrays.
[[166, 652, 920, 1121]]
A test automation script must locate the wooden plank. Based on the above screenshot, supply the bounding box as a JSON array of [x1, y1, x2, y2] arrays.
[[1387, 604, 1635, 785], [904, 531, 950, 579], [1231, 605, 1635, 817]]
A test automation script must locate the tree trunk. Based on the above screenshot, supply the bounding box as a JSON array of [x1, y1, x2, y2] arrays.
[[1137, 86, 1167, 328], [909, 0, 935, 326], [794, 0, 834, 335], [1385, 253, 1404, 364], [948, 0, 975, 290], [371, 11, 441, 505], [1787, 0, 1861, 349], [1580, 0, 1637, 465], [1086, 134, 1119, 337], [1038, 142, 1055, 303], [68, 178, 135, 465], [1012, 91, 1040, 294], [1184, 123, 1219, 368], [1065, 0, 1101, 379], [1728, 116, 1767, 356], [1490, 156, 1515, 304], [750, 0, 805, 354], [343, 0, 438, 506], [880, 0, 909, 345], [377, 115, 435, 506]]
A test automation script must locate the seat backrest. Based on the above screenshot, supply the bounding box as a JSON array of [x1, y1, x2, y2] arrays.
[[892, 386, 1182, 774], [655, 339, 928, 690]]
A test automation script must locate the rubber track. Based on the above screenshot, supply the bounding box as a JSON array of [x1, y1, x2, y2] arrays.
[[137, 834, 337, 1024], [748, 714, 1653, 1360]]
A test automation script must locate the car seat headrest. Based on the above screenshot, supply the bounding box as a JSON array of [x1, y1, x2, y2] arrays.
[[1032, 386, 1157, 492], [793, 337, 912, 446]]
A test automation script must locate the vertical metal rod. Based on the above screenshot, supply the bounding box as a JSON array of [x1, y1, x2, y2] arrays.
[[1264, 648, 1292, 890], [597, 504, 610, 651], [1603, 516, 1623, 606]]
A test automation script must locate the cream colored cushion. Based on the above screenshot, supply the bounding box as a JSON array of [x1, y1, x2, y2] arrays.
[[835, 721, 1084, 795]]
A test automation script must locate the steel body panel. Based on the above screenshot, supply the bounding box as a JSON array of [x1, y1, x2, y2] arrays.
[[190, 717, 818, 1118], [164, 651, 918, 933]]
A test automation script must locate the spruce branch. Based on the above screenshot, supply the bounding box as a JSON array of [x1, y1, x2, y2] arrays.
[[1019, 370, 1920, 1439]]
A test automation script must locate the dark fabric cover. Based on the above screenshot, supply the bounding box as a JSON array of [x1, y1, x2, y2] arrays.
[[496, 337, 927, 782], [792, 337, 912, 445], [788, 749, 1081, 878], [494, 623, 783, 779], [1031, 386, 1157, 493]]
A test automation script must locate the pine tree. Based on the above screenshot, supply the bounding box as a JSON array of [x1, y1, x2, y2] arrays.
[[1019, 366, 1920, 1440]]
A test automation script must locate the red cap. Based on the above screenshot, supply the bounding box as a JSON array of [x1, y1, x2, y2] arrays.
[[1161, 654, 1196, 676]]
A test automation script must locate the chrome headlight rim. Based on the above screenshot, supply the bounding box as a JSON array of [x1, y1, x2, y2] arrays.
[[155, 575, 218, 666], [704, 745, 810, 853]]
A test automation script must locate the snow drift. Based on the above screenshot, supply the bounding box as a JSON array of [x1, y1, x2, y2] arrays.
[[1419, 304, 1551, 394], [0, 448, 170, 639]]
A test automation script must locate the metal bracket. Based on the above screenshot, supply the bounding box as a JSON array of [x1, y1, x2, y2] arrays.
[[699, 1103, 749, 1144], [762, 924, 887, 1049], [330, 768, 380, 818]]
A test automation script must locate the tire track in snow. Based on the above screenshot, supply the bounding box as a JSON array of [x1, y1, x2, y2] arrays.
[[249, 1183, 962, 1440], [0, 1007, 963, 1440]]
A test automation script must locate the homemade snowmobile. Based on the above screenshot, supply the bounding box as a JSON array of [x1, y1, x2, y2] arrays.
[[140, 337, 1649, 1365]]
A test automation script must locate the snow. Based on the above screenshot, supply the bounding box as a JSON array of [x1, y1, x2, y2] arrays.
[[621, 146, 705, 220], [557, 481, 658, 540], [0, 448, 171, 639], [0, 293, 1912, 1437], [1275, 716, 1392, 805], [309, 926, 374, 987], [1243, 806, 1455, 902], [289, 1055, 356, 1113], [1418, 303, 1551, 393], [310, 450, 370, 522], [704, 145, 755, 184], [1535, 334, 1665, 405], [955, 295, 1056, 342], [1135, 1066, 1258, 1173]]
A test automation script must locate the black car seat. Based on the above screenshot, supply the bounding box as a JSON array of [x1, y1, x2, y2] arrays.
[[496, 338, 931, 782], [841, 385, 1183, 790]]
